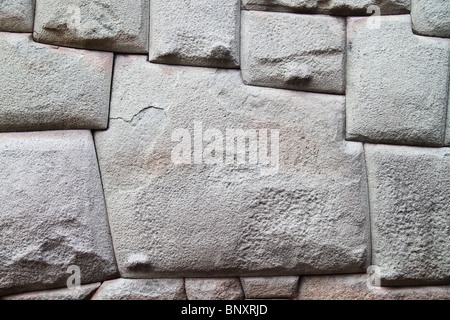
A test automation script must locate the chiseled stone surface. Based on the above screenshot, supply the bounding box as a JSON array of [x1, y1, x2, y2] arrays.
[[241, 11, 345, 94], [0, 131, 118, 296], [297, 274, 450, 300], [34, 0, 149, 53], [365, 144, 450, 286], [94, 55, 370, 278], [1, 283, 101, 300], [346, 15, 450, 147], [149, 0, 240, 68], [185, 278, 244, 300], [241, 276, 299, 299], [92, 278, 186, 300], [411, 0, 450, 38], [241, 0, 410, 15], [0, 32, 112, 132], [0, 0, 35, 32], [446, 81, 450, 146]]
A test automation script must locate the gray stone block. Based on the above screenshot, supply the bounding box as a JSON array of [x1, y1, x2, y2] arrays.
[[346, 15, 450, 147], [94, 55, 370, 278], [185, 278, 244, 300], [411, 0, 450, 38], [241, 276, 299, 299], [149, 0, 240, 68], [241, 11, 346, 94], [0, 32, 113, 132], [0, 131, 118, 296], [1, 283, 101, 300], [365, 144, 450, 286], [34, 0, 149, 53], [0, 0, 35, 32]]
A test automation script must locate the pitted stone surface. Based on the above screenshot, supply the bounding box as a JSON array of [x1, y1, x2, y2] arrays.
[[1, 283, 101, 300], [0, 32, 112, 132], [346, 15, 450, 147], [446, 81, 450, 146], [241, 276, 299, 299], [34, 0, 149, 53], [411, 0, 450, 38], [297, 274, 450, 300], [241, 0, 410, 15], [149, 0, 240, 68], [241, 11, 346, 94], [0, 131, 118, 296], [0, 0, 35, 32], [365, 144, 450, 286], [94, 55, 370, 278], [185, 278, 244, 300], [92, 278, 186, 300]]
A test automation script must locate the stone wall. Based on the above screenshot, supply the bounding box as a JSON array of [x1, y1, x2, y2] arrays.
[[0, 0, 449, 300]]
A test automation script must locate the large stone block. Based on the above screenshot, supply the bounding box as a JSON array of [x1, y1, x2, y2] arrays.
[[1, 283, 101, 300], [185, 278, 244, 300], [411, 0, 450, 38], [92, 279, 186, 300], [0, 0, 35, 32], [34, 0, 149, 53], [241, 11, 346, 94], [346, 15, 450, 147], [297, 274, 450, 300], [241, 276, 299, 299], [0, 131, 118, 296], [0, 32, 112, 132], [365, 144, 450, 286], [149, 0, 240, 68], [241, 0, 410, 15], [94, 55, 370, 278]]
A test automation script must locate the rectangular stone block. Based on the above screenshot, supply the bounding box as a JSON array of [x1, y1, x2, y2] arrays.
[[0, 131, 118, 296], [241, 0, 410, 15], [241, 11, 346, 94], [365, 144, 450, 286], [34, 0, 149, 53], [0, 32, 113, 132], [94, 55, 370, 278], [149, 0, 240, 68], [185, 278, 244, 300], [0, 0, 35, 32], [346, 15, 450, 147], [411, 0, 450, 38], [241, 276, 299, 299]]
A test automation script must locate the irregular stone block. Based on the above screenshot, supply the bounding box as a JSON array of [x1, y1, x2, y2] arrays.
[[0, 131, 119, 296], [241, 11, 346, 94], [297, 274, 450, 300], [0, 0, 35, 32], [241, 0, 410, 15], [0, 32, 112, 132], [149, 0, 240, 68], [411, 0, 450, 38], [241, 276, 299, 299], [1, 283, 101, 300], [346, 15, 450, 147], [365, 144, 450, 286], [185, 278, 244, 300], [34, 0, 149, 53], [94, 55, 370, 278], [92, 279, 186, 300]]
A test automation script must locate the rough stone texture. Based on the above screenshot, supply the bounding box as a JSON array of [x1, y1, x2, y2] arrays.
[[185, 278, 244, 300], [92, 278, 186, 300], [0, 32, 112, 132], [447, 81, 450, 146], [411, 0, 450, 38], [34, 0, 149, 53], [0, 0, 35, 32], [0, 131, 119, 296], [94, 55, 370, 278], [241, 276, 299, 299], [149, 0, 240, 68], [241, 0, 410, 15], [346, 15, 450, 147], [297, 274, 450, 300], [1, 283, 101, 300], [365, 144, 450, 286], [241, 11, 345, 94]]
